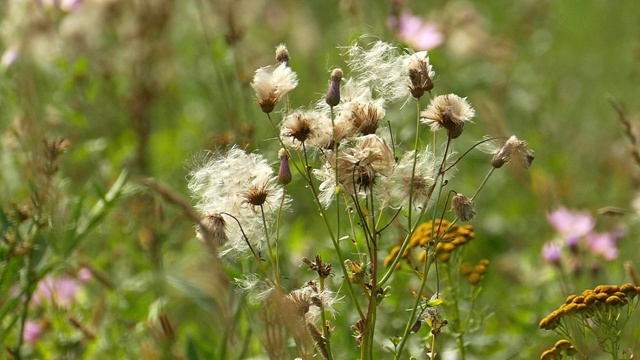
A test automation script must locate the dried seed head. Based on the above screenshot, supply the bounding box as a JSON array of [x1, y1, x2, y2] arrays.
[[406, 51, 434, 99], [189, 147, 290, 258], [277, 148, 291, 185], [282, 111, 313, 143], [196, 213, 229, 248], [334, 79, 386, 136], [339, 98, 386, 136], [451, 193, 476, 222], [325, 68, 343, 107], [336, 135, 395, 195], [275, 44, 290, 66], [381, 149, 437, 210], [281, 110, 332, 149], [420, 94, 475, 139], [285, 290, 313, 319], [241, 181, 272, 209], [302, 255, 334, 279], [251, 63, 298, 113], [491, 135, 534, 169]]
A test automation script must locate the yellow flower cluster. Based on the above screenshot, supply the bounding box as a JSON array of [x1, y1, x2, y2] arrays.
[[538, 284, 640, 330], [460, 259, 489, 285], [539, 339, 577, 360], [384, 220, 475, 269]]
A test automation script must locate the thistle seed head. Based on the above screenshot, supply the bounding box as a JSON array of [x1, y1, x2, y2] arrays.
[[420, 94, 475, 139]]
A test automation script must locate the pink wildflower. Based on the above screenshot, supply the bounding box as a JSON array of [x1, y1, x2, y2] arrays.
[[586, 232, 619, 261], [541, 242, 562, 265], [23, 320, 43, 345], [32, 275, 80, 308], [393, 12, 444, 51], [77, 267, 93, 282], [546, 207, 595, 247]]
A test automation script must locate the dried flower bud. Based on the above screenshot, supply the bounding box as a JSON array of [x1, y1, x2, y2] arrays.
[[302, 255, 333, 278], [197, 213, 228, 248], [325, 68, 343, 107], [406, 51, 434, 99], [240, 181, 272, 208], [451, 193, 476, 222], [275, 44, 290, 66], [491, 136, 534, 169], [278, 148, 292, 185]]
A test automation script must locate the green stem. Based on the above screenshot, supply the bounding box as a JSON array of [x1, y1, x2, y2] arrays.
[[470, 167, 495, 201], [318, 277, 334, 360], [259, 205, 279, 286], [394, 136, 453, 359], [407, 100, 422, 235], [14, 231, 39, 358], [266, 113, 364, 319], [447, 264, 466, 360], [274, 187, 287, 286]]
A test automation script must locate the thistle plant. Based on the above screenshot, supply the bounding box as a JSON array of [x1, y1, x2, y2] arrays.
[[188, 40, 533, 359]]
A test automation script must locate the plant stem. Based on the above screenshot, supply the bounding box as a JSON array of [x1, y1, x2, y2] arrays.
[[394, 136, 452, 359], [260, 205, 279, 286], [447, 264, 466, 360], [470, 167, 495, 201], [266, 113, 364, 319], [318, 276, 334, 360]]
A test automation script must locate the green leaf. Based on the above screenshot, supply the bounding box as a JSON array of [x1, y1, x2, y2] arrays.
[[62, 169, 128, 257], [427, 297, 444, 307], [186, 335, 201, 360]]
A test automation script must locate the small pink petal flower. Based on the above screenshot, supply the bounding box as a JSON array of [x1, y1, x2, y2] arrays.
[[394, 12, 444, 51], [78, 267, 93, 282], [546, 207, 595, 246], [23, 321, 43, 345], [541, 242, 562, 264], [33, 275, 80, 308], [586, 232, 618, 261]]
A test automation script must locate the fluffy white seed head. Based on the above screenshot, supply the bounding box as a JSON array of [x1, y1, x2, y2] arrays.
[[188, 148, 290, 258], [251, 63, 298, 113], [380, 149, 438, 209], [420, 94, 475, 139]]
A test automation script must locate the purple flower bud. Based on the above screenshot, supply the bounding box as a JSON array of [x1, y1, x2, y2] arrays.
[[278, 148, 292, 185], [541, 242, 562, 265], [325, 68, 343, 107]]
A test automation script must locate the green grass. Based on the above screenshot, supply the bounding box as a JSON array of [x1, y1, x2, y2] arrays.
[[1, 1, 639, 359]]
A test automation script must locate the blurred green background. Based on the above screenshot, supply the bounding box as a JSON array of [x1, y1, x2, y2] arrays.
[[1, 0, 640, 358]]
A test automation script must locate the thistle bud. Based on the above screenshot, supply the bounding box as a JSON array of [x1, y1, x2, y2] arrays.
[[407, 52, 434, 99], [451, 193, 476, 222], [325, 68, 343, 107], [275, 44, 290, 66], [197, 213, 229, 250], [277, 148, 292, 185]]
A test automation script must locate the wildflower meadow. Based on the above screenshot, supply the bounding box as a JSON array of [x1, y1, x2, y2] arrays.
[[1, 1, 639, 359]]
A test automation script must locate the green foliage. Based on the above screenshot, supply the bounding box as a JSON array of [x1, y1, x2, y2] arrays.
[[1, 0, 639, 359]]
